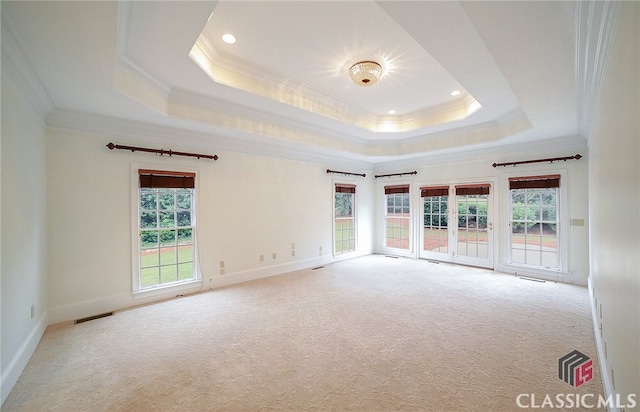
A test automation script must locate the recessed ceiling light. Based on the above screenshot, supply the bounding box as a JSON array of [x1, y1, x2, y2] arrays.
[[388, 110, 396, 115], [221, 33, 236, 44], [451, 90, 461, 96]]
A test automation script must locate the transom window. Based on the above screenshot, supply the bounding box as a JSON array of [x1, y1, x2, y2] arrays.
[[334, 183, 356, 254], [509, 175, 560, 269], [138, 170, 196, 289]]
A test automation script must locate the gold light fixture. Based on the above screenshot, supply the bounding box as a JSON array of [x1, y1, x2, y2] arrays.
[[349, 61, 383, 87]]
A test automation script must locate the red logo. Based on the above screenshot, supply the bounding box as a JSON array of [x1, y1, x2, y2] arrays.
[[559, 350, 593, 387]]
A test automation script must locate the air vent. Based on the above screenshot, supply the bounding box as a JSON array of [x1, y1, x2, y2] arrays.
[[74, 312, 114, 324], [518, 276, 546, 283], [312, 266, 324, 270]]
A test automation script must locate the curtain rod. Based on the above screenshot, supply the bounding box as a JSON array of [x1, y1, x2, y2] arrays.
[[106, 142, 218, 161], [492, 154, 581, 168], [326, 169, 366, 177], [374, 171, 417, 178]]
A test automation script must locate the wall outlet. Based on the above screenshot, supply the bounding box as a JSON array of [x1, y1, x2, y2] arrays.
[[292, 250, 296, 257], [30, 304, 35, 319], [291, 242, 295, 249], [319, 246, 322, 256], [272, 252, 277, 260], [219, 261, 225, 269], [260, 254, 264, 262]]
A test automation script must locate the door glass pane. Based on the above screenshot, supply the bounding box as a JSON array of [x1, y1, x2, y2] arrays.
[[457, 194, 488, 259], [423, 196, 448, 254]]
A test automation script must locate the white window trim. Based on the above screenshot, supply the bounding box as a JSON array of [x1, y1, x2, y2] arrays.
[[131, 163, 203, 298], [381, 180, 413, 256], [502, 169, 569, 278], [332, 179, 358, 256]]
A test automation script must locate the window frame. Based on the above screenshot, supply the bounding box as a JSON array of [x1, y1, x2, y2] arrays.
[[131, 163, 202, 299], [383, 183, 412, 254], [333, 181, 358, 256], [504, 170, 569, 277]]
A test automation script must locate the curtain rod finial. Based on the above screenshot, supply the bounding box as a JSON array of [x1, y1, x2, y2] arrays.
[[106, 142, 116, 150]]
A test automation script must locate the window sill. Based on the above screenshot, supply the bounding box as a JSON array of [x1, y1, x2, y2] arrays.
[[133, 279, 203, 300]]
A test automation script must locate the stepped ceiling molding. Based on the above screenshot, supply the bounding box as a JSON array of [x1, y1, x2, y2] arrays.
[[1, 1, 619, 165]]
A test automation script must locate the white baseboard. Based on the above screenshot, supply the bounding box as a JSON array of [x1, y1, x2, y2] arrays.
[[1, 312, 48, 405], [210, 255, 334, 289], [588, 277, 617, 412]]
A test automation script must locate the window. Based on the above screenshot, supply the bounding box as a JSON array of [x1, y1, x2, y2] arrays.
[[334, 183, 356, 254], [385, 185, 410, 250], [138, 169, 196, 289], [509, 175, 560, 269]]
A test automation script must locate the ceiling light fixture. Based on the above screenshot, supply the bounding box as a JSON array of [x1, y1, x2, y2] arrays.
[[221, 33, 236, 44], [451, 90, 461, 96], [349, 61, 383, 87]]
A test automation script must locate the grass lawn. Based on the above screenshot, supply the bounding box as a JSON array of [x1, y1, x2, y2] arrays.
[[141, 245, 194, 288]]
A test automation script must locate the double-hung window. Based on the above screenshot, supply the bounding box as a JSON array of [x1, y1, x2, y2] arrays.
[[138, 169, 197, 290], [508, 175, 560, 270], [334, 183, 356, 254]]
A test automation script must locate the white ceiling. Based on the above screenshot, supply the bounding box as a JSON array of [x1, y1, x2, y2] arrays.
[[1, 1, 606, 168]]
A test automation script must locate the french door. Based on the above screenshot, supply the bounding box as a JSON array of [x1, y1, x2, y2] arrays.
[[420, 183, 494, 269]]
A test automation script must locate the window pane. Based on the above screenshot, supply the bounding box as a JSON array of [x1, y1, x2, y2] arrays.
[[159, 211, 175, 228], [159, 192, 175, 210], [178, 245, 193, 263], [140, 211, 157, 229], [177, 211, 191, 227], [141, 248, 159, 268], [160, 265, 178, 283], [178, 263, 193, 280], [140, 191, 157, 210], [140, 231, 158, 248], [178, 228, 192, 244], [160, 247, 177, 265], [141, 267, 160, 288], [160, 230, 176, 246], [176, 192, 191, 209]]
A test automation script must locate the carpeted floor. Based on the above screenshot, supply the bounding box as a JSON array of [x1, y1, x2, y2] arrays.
[[3, 255, 603, 411]]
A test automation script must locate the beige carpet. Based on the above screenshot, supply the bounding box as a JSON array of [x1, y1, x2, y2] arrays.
[[4, 255, 603, 411]]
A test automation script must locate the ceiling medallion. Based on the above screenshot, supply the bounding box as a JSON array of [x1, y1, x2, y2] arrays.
[[349, 61, 383, 87]]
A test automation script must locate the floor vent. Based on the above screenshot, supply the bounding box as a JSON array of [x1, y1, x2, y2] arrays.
[[312, 266, 324, 270], [74, 312, 114, 324], [427, 260, 440, 264], [518, 276, 546, 283], [385, 255, 399, 259]]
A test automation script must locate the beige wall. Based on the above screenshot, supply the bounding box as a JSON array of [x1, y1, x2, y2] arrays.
[[1, 77, 49, 403], [588, 1, 640, 405], [45, 128, 375, 323]]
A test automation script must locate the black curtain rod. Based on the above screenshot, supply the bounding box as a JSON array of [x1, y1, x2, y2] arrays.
[[326, 169, 366, 177], [106, 142, 218, 160], [374, 171, 417, 178], [492, 154, 581, 168]]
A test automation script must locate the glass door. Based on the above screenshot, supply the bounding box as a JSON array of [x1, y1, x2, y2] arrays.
[[420, 186, 453, 262], [453, 184, 493, 268], [419, 183, 494, 269]]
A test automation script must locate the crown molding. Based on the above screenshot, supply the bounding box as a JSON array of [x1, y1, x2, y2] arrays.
[[189, 27, 482, 135], [1, 18, 54, 120], [575, 0, 622, 139]]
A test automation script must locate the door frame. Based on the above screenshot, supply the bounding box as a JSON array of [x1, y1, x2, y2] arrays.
[[416, 178, 498, 269]]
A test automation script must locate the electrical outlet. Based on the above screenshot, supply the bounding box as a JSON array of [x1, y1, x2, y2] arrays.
[[292, 250, 296, 257], [30, 304, 35, 319], [291, 242, 295, 249], [219, 261, 225, 269], [259, 255, 264, 262], [319, 246, 322, 256], [272, 252, 277, 259]]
